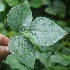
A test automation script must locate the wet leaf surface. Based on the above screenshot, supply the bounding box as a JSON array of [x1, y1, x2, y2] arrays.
[[7, 3, 33, 33], [29, 17, 67, 51], [8, 35, 36, 68]]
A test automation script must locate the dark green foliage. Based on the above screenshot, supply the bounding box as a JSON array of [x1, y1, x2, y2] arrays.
[[0, 0, 70, 70], [7, 2, 68, 70]]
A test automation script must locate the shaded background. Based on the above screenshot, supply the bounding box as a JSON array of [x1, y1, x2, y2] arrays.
[[0, 0, 70, 70]]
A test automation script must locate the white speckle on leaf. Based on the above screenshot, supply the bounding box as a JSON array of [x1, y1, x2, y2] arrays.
[[29, 17, 67, 51], [8, 35, 36, 68]]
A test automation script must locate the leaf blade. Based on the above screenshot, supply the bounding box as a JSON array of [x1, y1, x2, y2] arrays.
[[8, 35, 36, 68], [29, 17, 67, 51], [7, 3, 33, 33]]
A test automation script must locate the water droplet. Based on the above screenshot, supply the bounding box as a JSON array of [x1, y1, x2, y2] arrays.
[[12, 52, 14, 54]]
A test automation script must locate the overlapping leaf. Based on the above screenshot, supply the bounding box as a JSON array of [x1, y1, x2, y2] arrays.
[[7, 2, 68, 69], [6, 54, 32, 70], [8, 35, 36, 68]]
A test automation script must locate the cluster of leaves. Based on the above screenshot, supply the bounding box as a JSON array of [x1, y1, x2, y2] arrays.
[[5, 2, 70, 70], [0, 0, 70, 70], [0, 0, 70, 34]]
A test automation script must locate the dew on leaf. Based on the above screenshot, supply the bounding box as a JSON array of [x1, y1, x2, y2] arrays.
[[29, 17, 67, 51], [7, 3, 33, 33], [8, 35, 36, 68], [12, 52, 14, 54]]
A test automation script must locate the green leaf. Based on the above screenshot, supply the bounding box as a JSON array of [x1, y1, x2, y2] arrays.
[[45, 0, 65, 16], [0, 0, 6, 12], [63, 26, 70, 33], [29, 0, 42, 8], [6, 54, 32, 70], [41, 0, 51, 6], [28, 17, 67, 51], [6, 0, 19, 6], [56, 21, 66, 27], [7, 3, 33, 33], [36, 51, 51, 68], [46, 42, 62, 52], [0, 23, 7, 35], [8, 35, 36, 68], [50, 54, 70, 66], [45, 6, 57, 15]]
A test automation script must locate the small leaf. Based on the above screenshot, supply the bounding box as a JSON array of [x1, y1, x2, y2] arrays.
[[56, 21, 66, 27], [6, 0, 19, 6], [0, 0, 6, 12], [7, 3, 33, 33], [8, 35, 36, 68], [45, 6, 57, 15], [63, 26, 70, 33], [29, 0, 42, 8], [28, 17, 67, 51], [0, 23, 7, 35], [45, 0, 65, 16], [41, 0, 51, 6]]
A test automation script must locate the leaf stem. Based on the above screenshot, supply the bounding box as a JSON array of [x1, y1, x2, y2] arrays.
[[22, 31, 42, 52]]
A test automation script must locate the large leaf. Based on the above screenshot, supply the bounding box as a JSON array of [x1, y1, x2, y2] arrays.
[[8, 35, 36, 68], [28, 17, 67, 51], [7, 3, 33, 33]]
